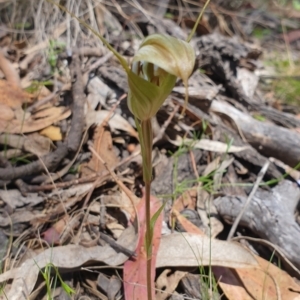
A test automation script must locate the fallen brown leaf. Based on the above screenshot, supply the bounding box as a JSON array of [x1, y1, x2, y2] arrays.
[[156, 269, 187, 300], [156, 233, 258, 269], [81, 128, 119, 176], [0, 106, 71, 134], [40, 125, 63, 141], [235, 256, 300, 300], [0, 79, 32, 109]]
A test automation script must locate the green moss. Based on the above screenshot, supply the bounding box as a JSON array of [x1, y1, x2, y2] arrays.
[[274, 77, 300, 105]]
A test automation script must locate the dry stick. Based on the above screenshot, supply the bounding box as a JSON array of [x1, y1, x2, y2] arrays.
[[19, 143, 140, 193], [0, 211, 13, 273], [18, 173, 98, 192], [42, 53, 88, 184], [153, 104, 180, 143], [68, 52, 86, 153], [27, 85, 58, 113], [100, 233, 136, 258], [84, 51, 114, 74], [227, 160, 270, 241]]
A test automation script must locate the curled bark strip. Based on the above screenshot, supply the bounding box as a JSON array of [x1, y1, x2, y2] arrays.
[[0, 54, 86, 183]]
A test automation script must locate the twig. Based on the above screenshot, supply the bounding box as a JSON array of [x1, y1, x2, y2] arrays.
[[227, 160, 270, 240], [67, 52, 86, 153], [153, 104, 180, 143], [27, 86, 58, 113], [84, 51, 114, 74], [100, 233, 136, 258]]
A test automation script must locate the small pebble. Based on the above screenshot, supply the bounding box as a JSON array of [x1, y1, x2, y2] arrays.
[[127, 143, 136, 153]]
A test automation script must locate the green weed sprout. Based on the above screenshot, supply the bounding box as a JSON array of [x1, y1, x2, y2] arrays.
[[37, 262, 75, 299], [46, 1, 211, 299]]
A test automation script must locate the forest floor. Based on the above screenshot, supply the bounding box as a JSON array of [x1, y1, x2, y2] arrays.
[[1, 1, 300, 299]]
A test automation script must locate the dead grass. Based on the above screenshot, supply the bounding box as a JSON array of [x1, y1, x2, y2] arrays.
[[0, 0, 108, 49]]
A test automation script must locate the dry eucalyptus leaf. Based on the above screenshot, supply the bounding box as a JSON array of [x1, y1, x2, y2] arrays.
[[236, 256, 300, 300], [0, 133, 52, 156], [86, 76, 116, 110], [86, 110, 138, 138], [1, 225, 137, 300], [47, 183, 94, 200], [203, 156, 221, 176], [0, 79, 31, 108], [156, 269, 187, 300], [0, 103, 14, 121], [237, 67, 258, 98], [156, 233, 258, 269], [14, 107, 31, 123], [99, 192, 138, 221], [213, 267, 254, 300], [173, 85, 219, 101], [24, 133, 52, 156], [106, 221, 125, 239], [0, 189, 44, 209], [0, 149, 23, 159], [81, 129, 118, 176], [0, 106, 70, 134], [40, 125, 62, 141], [171, 137, 249, 153]]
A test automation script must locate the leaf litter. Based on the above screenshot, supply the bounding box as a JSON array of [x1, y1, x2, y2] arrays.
[[0, 1, 300, 299]]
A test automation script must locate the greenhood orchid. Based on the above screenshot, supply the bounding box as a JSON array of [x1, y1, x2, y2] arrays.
[[45, 2, 198, 300], [127, 34, 195, 121]]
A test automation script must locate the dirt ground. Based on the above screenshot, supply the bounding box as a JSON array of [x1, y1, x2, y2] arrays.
[[1, 0, 300, 299]]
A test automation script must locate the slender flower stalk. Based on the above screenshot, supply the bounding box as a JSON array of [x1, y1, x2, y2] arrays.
[[141, 119, 153, 299]]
